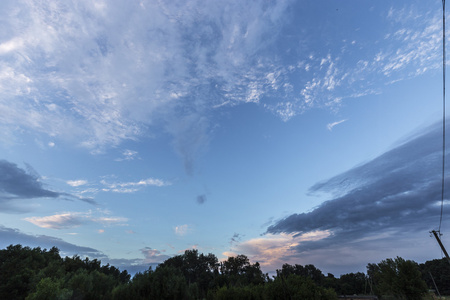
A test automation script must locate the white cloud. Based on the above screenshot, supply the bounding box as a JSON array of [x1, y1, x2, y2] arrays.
[[67, 179, 88, 187], [93, 216, 128, 226], [174, 224, 190, 236], [100, 177, 170, 193], [115, 149, 139, 161], [327, 119, 348, 131], [0, 1, 442, 170]]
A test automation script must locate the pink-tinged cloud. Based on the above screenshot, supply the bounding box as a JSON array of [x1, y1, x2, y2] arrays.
[[24, 211, 128, 229], [25, 213, 83, 229], [140, 247, 171, 263], [225, 231, 331, 272]]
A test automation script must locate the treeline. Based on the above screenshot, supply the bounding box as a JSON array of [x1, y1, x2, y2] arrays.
[[0, 244, 448, 299]]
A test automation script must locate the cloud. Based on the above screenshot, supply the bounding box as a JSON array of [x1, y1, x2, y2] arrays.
[[197, 194, 207, 204], [115, 149, 139, 162], [327, 119, 347, 131], [92, 216, 128, 226], [0, 1, 441, 172], [0, 160, 59, 200], [140, 247, 171, 264], [0, 225, 102, 257], [25, 213, 84, 230], [0, 225, 155, 275], [174, 224, 190, 236], [229, 232, 242, 245], [0, 160, 97, 208], [24, 211, 128, 229], [100, 177, 170, 193], [227, 231, 331, 270], [264, 122, 448, 274], [67, 180, 88, 187]]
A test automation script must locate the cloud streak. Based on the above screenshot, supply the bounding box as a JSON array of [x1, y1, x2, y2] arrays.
[[0, 225, 102, 257], [100, 177, 170, 193], [24, 210, 128, 230], [327, 119, 347, 131], [262, 122, 448, 274]]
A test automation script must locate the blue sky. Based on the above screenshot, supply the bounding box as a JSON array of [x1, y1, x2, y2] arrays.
[[1, 0, 449, 276]]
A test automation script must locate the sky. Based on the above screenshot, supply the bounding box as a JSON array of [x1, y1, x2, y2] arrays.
[[1, 0, 450, 277]]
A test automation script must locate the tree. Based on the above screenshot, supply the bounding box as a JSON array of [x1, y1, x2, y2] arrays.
[[337, 272, 366, 295], [265, 274, 337, 300], [220, 254, 266, 286], [367, 257, 427, 300], [419, 258, 450, 295]]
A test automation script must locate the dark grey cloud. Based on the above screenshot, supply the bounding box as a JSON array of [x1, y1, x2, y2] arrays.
[[0, 225, 101, 257], [0, 160, 96, 208], [0, 160, 59, 200], [197, 194, 207, 204], [267, 122, 449, 254], [0, 225, 157, 275]]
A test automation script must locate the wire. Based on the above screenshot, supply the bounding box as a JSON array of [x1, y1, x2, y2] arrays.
[[439, 0, 446, 234]]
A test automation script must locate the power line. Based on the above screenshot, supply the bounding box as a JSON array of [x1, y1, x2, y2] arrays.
[[440, 0, 446, 234]]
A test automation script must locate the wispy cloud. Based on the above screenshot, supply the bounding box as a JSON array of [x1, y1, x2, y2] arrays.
[[174, 224, 190, 236], [100, 177, 170, 193], [327, 119, 348, 131], [115, 149, 139, 162], [0, 1, 441, 172], [67, 180, 88, 187], [25, 213, 84, 230], [24, 210, 128, 230]]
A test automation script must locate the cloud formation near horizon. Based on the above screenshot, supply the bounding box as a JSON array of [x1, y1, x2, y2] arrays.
[[267, 122, 447, 254], [0, 225, 101, 257]]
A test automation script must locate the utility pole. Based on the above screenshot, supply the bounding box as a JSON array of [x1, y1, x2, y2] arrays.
[[431, 230, 450, 264]]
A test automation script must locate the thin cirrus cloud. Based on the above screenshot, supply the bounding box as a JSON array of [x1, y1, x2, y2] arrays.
[[100, 177, 170, 193], [66, 180, 88, 187], [174, 224, 190, 236], [114, 149, 139, 162], [327, 119, 348, 131], [263, 121, 448, 273], [24, 211, 128, 230], [0, 160, 96, 210], [0, 1, 442, 171]]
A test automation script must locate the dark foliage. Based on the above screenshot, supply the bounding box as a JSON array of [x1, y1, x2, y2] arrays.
[[0, 244, 443, 299], [419, 258, 450, 295], [0, 244, 130, 300]]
